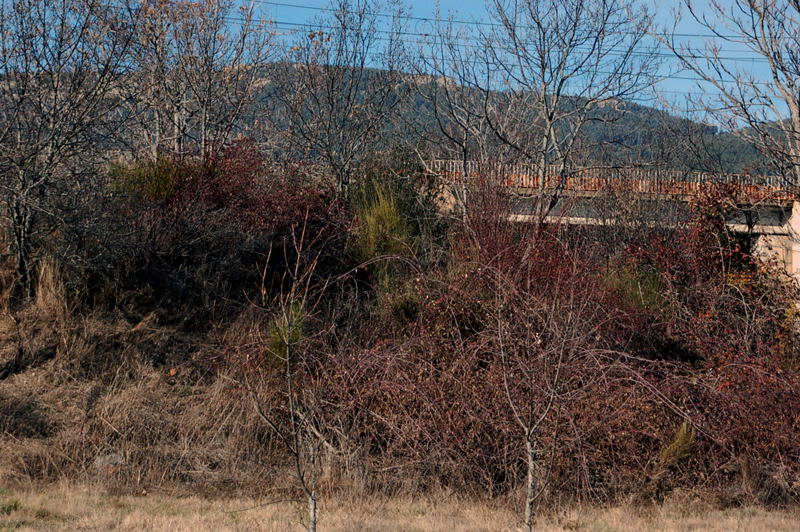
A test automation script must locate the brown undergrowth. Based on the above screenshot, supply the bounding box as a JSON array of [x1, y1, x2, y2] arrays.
[[0, 265, 276, 494], [2, 182, 800, 515]]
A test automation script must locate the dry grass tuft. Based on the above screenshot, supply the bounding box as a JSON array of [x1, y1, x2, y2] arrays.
[[0, 263, 14, 314], [33, 259, 69, 321]]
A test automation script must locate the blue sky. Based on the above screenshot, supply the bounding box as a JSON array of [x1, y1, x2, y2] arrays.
[[257, 0, 777, 115]]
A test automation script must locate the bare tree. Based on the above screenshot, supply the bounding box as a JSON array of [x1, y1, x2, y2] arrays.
[[476, 0, 658, 218], [489, 255, 607, 531], [659, 0, 800, 184], [405, 15, 497, 220], [124, 0, 275, 161], [244, 221, 338, 532], [267, 0, 406, 191], [0, 0, 136, 297]]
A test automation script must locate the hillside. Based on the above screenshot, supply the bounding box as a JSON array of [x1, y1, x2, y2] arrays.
[[255, 64, 767, 174], [2, 4, 799, 528]]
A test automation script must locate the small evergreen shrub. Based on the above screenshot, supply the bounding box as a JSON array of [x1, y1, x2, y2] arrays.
[[350, 181, 411, 266], [110, 157, 180, 201], [266, 300, 306, 364], [659, 421, 696, 469]]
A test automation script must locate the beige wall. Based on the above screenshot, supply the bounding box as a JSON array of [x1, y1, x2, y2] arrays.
[[751, 201, 800, 281]]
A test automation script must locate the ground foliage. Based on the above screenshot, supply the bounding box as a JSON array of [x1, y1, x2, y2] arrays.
[[0, 146, 799, 511]]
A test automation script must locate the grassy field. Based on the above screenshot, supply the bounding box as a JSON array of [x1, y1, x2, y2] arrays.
[[1, 484, 799, 531]]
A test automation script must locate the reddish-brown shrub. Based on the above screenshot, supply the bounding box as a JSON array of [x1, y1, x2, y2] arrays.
[[79, 140, 348, 327], [304, 182, 800, 504]]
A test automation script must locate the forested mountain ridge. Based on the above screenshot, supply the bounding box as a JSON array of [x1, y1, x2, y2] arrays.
[[254, 64, 766, 174]]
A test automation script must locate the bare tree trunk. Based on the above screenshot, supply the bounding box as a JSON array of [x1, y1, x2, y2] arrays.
[[460, 150, 470, 223], [305, 435, 319, 532], [536, 141, 549, 221], [11, 204, 33, 299], [308, 488, 318, 532], [524, 437, 537, 532]]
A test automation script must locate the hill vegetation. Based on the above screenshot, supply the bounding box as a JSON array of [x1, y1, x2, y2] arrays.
[[1, 0, 799, 530]]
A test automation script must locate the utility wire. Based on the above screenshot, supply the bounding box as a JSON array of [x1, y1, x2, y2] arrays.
[[84, 1, 782, 97], [255, 0, 751, 40], [251, 16, 776, 71], [261, 19, 777, 87], [244, 1, 775, 64]]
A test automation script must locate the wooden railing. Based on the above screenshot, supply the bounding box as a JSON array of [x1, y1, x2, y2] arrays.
[[429, 160, 800, 201]]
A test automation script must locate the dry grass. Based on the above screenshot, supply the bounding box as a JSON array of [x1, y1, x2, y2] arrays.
[[0, 282, 286, 493], [32, 260, 68, 321], [0, 484, 799, 531]]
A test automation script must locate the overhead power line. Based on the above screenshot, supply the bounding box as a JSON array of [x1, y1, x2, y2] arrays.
[[255, 0, 748, 40], [251, 1, 774, 64], [194, 12, 774, 90], [263, 16, 772, 65], [250, 18, 775, 87], [85, 1, 779, 98]]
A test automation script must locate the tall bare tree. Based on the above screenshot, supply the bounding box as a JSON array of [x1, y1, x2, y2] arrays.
[[405, 15, 498, 220], [124, 0, 275, 161], [660, 0, 800, 184], [487, 246, 609, 531], [268, 0, 406, 191], [476, 0, 658, 218], [0, 0, 136, 297]]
